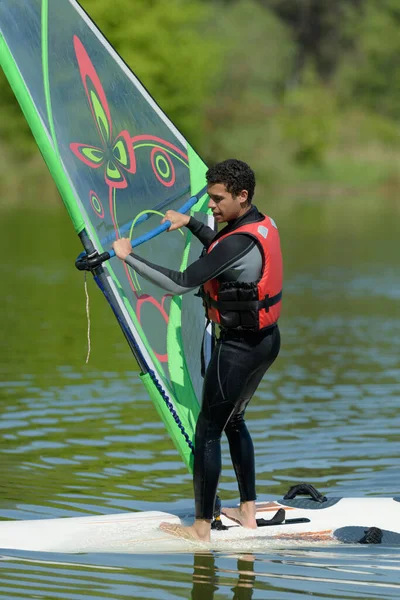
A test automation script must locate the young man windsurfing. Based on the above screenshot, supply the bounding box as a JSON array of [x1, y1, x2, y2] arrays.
[[113, 159, 283, 542]]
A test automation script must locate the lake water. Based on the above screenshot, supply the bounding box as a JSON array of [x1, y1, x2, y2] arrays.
[[0, 201, 399, 599]]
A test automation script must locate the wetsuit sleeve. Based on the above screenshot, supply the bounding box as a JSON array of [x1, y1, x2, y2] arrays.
[[124, 234, 257, 295], [186, 216, 217, 247]]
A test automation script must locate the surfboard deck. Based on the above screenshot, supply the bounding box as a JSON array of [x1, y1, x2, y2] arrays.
[[1, 496, 399, 553]]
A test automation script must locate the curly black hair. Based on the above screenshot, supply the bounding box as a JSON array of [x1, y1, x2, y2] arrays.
[[205, 159, 256, 202]]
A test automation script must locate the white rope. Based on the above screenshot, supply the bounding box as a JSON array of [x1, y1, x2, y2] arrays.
[[84, 272, 91, 364]]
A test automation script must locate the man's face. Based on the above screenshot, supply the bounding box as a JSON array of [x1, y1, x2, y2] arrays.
[[207, 183, 249, 223]]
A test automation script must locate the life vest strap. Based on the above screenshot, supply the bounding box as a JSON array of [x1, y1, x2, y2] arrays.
[[202, 290, 282, 313]]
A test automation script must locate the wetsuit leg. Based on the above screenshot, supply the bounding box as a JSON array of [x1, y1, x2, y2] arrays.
[[194, 326, 280, 520], [225, 326, 280, 503], [224, 409, 256, 503]]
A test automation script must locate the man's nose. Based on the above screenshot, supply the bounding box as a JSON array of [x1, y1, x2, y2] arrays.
[[208, 198, 216, 209]]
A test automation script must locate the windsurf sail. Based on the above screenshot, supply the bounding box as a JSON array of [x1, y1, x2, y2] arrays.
[[0, 0, 213, 471]]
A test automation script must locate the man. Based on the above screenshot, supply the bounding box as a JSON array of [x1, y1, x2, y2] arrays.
[[113, 159, 282, 542]]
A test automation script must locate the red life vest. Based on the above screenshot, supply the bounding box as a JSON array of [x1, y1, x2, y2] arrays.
[[200, 215, 283, 330]]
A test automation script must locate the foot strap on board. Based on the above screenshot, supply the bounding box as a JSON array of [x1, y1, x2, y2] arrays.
[[256, 508, 286, 527], [283, 483, 327, 503], [359, 527, 383, 544]]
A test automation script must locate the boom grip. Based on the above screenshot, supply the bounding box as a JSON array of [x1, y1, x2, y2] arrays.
[[75, 185, 208, 271]]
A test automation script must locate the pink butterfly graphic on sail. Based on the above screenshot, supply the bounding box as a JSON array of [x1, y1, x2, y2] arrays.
[[70, 35, 136, 189]]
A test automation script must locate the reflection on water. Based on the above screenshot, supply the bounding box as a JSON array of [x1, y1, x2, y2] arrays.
[[192, 553, 255, 599], [1, 548, 400, 600], [0, 204, 399, 598]]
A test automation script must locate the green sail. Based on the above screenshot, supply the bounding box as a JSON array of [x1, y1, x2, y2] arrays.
[[0, 0, 212, 471]]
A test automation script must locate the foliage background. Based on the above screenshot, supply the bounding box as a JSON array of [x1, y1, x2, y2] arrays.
[[1, 0, 400, 213]]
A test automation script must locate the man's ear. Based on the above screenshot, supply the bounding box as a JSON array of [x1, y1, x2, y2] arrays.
[[239, 189, 249, 205]]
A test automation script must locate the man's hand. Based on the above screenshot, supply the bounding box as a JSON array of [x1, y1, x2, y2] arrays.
[[161, 210, 190, 232], [112, 238, 132, 260]]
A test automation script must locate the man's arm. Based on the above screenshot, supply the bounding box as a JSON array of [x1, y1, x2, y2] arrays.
[[161, 209, 216, 248], [186, 216, 217, 247], [114, 234, 257, 295]]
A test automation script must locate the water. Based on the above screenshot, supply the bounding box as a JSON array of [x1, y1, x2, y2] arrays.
[[1, 548, 400, 599], [0, 202, 399, 598]]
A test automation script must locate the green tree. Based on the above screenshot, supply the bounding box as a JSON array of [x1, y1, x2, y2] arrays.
[[336, 0, 400, 120], [264, 0, 363, 82], [77, 0, 222, 148], [201, 0, 295, 178], [0, 0, 222, 160], [279, 68, 338, 165]]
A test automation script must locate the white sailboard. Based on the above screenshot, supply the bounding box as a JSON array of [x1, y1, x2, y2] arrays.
[[1, 492, 399, 553]]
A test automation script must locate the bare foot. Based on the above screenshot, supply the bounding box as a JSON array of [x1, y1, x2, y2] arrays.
[[159, 522, 210, 543], [221, 507, 257, 529]]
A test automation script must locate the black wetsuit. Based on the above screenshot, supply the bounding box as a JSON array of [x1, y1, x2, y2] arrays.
[[125, 205, 281, 519]]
